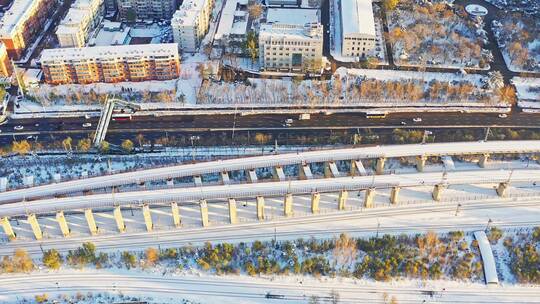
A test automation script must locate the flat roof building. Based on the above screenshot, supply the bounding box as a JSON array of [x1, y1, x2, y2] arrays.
[[259, 21, 323, 73], [340, 0, 376, 58], [118, 0, 177, 21], [171, 0, 214, 52], [56, 0, 104, 48], [0, 0, 58, 59], [41, 43, 180, 84]]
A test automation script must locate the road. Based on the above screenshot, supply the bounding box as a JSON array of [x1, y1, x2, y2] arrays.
[[1, 272, 539, 304], [2, 194, 539, 256], [1, 112, 540, 146]]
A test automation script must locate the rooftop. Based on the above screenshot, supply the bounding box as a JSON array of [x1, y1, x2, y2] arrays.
[[259, 23, 323, 40], [214, 0, 248, 40], [40, 43, 179, 62], [341, 0, 376, 37], [266, 8, 320, 26], [0, 0, 38, 37], [172, 0, 207, 27]]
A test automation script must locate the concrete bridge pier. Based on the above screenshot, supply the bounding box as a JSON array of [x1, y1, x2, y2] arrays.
[[56, 211, 71, 237], [200, 200, 209, 227], [272, 166, 286, 181], [0, 177, 7, 192], [350, 160, 367, 176], [324, 161, 340, 178], [27, 213, 42, 240], [364, 188, 376, 208], [298, 163, 313, 180], [376, 157, 386, 175], [113, 206, 126, 233], [390, 186, 400, 205], [416, 155, 427, 172], [247, 169, 258, 183], [496, 182, 509, 197], [228, 198, 238, 224], [256, 196, 265, 220], [142, 204, 153, 232], [84, 209, 98, 236], [171, 202, 181, 228], [193, 175, 203, 187], [311, 192, 321, 214], [432, 184, 445, 201], [1, 217, 15, 240], [479, 153, 490, 168], [338, 190, 348, 210], [284, 193, 293, 217], [220, 171, 230, 185]]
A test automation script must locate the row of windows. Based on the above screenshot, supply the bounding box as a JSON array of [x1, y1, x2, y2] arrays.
[[267, 40, 314, 46], [344, 37, 376, 41]]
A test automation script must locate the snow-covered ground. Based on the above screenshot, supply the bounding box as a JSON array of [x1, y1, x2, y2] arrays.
[[492, 16, 540, 73], [512, 77, 540, 109], [387, 0, 490, 70]]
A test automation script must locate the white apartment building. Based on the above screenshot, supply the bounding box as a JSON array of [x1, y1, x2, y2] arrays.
[[259, 23, 323, 73], [171, 0, 214, 52], [56, 0, 104, 48], [118, 0, 177, 21], [259, 8, 323, 73], [340, 0, 376, 58]]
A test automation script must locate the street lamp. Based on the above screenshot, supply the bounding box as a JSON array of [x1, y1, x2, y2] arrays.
[[485, 218, 493, 232], [455, 203, 461, 216]]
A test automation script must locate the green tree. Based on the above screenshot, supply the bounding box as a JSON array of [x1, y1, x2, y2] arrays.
[[122, 251, 137, 269], [126, 8, 137, 22], [121, 139, 134, 153], [42, 249, 63, 270]]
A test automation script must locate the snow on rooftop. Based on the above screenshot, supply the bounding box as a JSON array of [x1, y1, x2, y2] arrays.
[[266, 8, 320, 26], [340, 0, 375, 37], [0, 0, 38, 36], [40, 43, 179, 62], [172, 0, 206, 27], [259, 23, 323, 40], [215, 0, 248, 40]]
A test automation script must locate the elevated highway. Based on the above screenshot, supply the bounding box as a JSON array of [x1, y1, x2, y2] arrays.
[[1, 140, 539, 203]]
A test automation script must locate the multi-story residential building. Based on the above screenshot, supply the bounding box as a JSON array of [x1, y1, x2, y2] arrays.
[[0, 0, 58, 60], [56, 0, 104, 48], [171, 0, 214, 52], [41, 43, 180, 84], [117, 0, 177, 21], [258, 9, 323, 73], [0, 43, 13, 77], [340, 0, 376, 58], [213, 0, 248, 52]]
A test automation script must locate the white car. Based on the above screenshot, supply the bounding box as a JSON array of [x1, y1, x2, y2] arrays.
[[82, 122, 92, 128], [498, 114, 508, 118], [14, 125, 24, 131], [285, 119, 293, 124], [413, 117, 422, 122]]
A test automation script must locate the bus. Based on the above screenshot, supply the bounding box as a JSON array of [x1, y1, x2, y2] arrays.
[[365, 111, 387, 119], [112, 114, 132, 121]]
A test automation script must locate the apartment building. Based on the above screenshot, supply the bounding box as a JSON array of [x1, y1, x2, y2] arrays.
[[0, 43, 13, 77], [117, 0, 177, 21], [56, 0, 104, 48], [41, 43, 180, 84], [340, 0, 376, 58], [0, 0, 58, 60], [171, 0, 214, 52], [258, 9, 323, 73]]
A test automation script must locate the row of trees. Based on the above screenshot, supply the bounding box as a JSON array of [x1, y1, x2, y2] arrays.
[[496, 14, 539, 71]]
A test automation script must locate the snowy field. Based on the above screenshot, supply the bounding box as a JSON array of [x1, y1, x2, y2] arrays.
[[387, 0, 490, 69], [512, 77, 540, 109], [492, 15, 540, 73], [485, 0, 540, 16]]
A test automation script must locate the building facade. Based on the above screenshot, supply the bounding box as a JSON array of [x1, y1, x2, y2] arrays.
[[171, 0, 214, 52], [0, 0, 59, 60], [41, 43, 180, 84], [340, 0, 376, 58], [258, 23, 323, 73], [0, 43, 13, 77], [117, 0, 177, 21], [56, 0, 104, 48]]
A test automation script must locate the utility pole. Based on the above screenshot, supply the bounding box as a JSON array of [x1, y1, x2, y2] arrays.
[[484, 126, 491, 142], [455, 203, 461, 216]]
